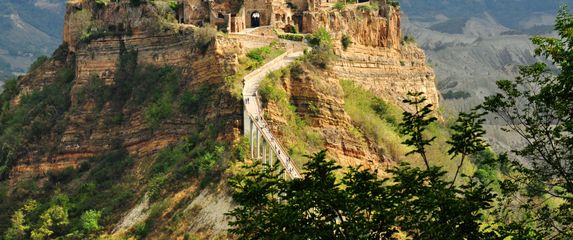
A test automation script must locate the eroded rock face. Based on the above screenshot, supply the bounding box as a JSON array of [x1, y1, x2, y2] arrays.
[[279, 66, 389, 170], [302, 5, 438, 109], [265, 6, 439, 169], [10, 35, 243, 181], [302, 5, 401, 49], [9, 2, 244, 181], [333, 43, 439, 111]]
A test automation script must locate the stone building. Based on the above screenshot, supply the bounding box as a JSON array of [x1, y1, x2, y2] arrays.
[[176, 0, 390, 33]]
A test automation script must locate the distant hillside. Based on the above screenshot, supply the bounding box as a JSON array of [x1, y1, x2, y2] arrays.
[[401, 0, 572, 30], [0, 0, 65, 83], [400, 1, 571, 112]]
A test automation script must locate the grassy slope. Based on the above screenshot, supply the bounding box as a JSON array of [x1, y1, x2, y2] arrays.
[[341, 79, 475, 178]]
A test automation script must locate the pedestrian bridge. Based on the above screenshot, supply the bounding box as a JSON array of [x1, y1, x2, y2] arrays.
[[242, 50, 304, 179]]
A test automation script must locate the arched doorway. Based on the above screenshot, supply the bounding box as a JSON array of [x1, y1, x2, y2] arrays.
[[251, 12, 261, 27]]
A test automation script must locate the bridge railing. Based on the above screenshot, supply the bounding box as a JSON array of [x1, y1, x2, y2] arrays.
[[242, 50, 304, 179]]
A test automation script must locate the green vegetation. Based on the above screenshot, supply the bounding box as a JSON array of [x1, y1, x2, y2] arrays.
[[305, 28, 334, 69], [333, 1, 346, 10], [356, 2, 379, 12], [401, 35, 416, 45], [341, 34, 352, 50], [278, 33, 305, 42], [0, 63, 74, 180], [4, 197, 101, 240], [193, 25, 217, 54], [246, 44, 286, 69], [340, 80, 468, 175], [340, 80, 405, 160], [478, 7, 573, 237], [388, 0, 399, 7], [225, 43, 286, 99], [228, 150, 495, 239], [398, 92, 438, 170], [28, 56, 48, 72], [94, 0, 111, 6]]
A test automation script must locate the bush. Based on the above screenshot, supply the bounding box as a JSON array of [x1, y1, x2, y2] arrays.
[[130, 0, 144, 6], [179, 85, 210, 113], [333, 1, 346, 10], [247, 47, 271, 65], [341, 35, 352, 50], [47, 167, 76, 184], [193, 25, 217, 54], [94, 0, 111, 6], [357, 3, 379, 12], [29, 56, 49, 72], [402, 35, 416, 44], [306, 27, 332, 48], [278, 33, 305, 42], [145, 96, 174, 129], [305, 28, 334, 68]]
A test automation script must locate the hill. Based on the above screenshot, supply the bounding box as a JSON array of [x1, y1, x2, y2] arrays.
[[0, 0, 65, 83]]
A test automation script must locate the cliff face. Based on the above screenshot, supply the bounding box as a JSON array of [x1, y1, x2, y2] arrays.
[[266, 66, 389, 170], [333, 43, 439, 111], [8, 2, 244, 181], [302, 4, 401, 49], [264, 5, 439, 167], [302, 4, 439, 109]]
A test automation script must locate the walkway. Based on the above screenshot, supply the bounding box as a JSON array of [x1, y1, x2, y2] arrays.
[[243, 49, 305, 179]]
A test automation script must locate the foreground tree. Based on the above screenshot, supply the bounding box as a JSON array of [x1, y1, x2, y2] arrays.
[[480, 6, 573, 238], [228, 151, 496, 240]]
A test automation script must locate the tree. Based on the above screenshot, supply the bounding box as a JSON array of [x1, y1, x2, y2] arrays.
[[481, 6, 573, 238], [398, 91, 437, 170], [228, 153, 496, 239], [80, 210, 102, 233], [447, 111, 488, 186], [4, 200, 37, 240]]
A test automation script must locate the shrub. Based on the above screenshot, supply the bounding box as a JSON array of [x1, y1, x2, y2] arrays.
[[130, 0, 144, 6], [402, 35, 416, 44], [145, 96, 174, 129], [80, 210, 101, 233], [77, 75, 108, 110], [94, 0, 111, 6], [29, 56, 49, 72], [306, 27, 332, 48], [357, 3, 379, 12], [193, 25, 217, 54], [388, 0, 399, 7], [341, 35, 352, 50], [278, 33, 305, 41], [305, 28, 334, 68], [47, 167, 76, 184], [333, 1, 346, 10], [179, 85, 210, 113], [247, 47, 271, 65]]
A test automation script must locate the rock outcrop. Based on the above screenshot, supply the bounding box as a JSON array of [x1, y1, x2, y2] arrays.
[[333, 43, 439, 110], [303, 4, 401, 49], [9, 2, 244, 181]]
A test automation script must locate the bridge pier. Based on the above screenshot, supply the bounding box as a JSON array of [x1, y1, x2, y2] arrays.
[[257, 129, 261, 160]]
